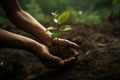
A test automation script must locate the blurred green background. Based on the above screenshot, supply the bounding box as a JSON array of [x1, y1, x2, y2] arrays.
[[0, 0, 120, 24]]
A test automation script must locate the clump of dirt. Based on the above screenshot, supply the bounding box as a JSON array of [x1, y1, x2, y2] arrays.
[[49, 46, 74, 59], [0, 21, 120, 80]]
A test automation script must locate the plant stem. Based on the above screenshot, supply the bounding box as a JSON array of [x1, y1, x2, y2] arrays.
[[56, 26, 59, 50]]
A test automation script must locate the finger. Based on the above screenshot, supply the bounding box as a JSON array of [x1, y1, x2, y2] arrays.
[[69, 42, 80, 48], [38, 49, 64, 66], [53, 39, 80, 48], [62, 40, 80, 48], [47, 54, 65, 66], [64, 57, 76, 65], [70, 48, 79, 57]]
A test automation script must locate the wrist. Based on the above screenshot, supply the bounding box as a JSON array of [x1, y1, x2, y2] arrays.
[[52, 38, 61, 45], [43, 38, 53, 46], [23, 39, 40, 52], [34, 30, 53, 46]]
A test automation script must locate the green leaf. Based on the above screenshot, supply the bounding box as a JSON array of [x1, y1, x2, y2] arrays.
[[53, 19, 58, 23], [58, 11, 70, 24], [59, 25, 72, 31], [51, 32, 60, 39], [51, 12, 58, 18], [46, 26, 57, 31]]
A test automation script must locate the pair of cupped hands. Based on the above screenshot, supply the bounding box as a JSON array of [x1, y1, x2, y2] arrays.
[[33, 38, 80, 67]]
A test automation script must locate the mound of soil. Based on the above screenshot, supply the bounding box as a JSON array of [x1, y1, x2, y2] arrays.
[[0, 21, 120, 80]]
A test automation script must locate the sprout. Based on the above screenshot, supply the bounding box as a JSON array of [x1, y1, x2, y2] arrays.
[[46, 11, 72, 39]]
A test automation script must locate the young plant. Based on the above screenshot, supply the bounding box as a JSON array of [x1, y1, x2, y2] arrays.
[[46, 11, 72, 41]]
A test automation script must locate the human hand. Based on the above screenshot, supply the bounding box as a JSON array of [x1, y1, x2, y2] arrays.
[[52, 38, 80, 56], [52, 38, 80, 48], [32, 42, 77, 67]]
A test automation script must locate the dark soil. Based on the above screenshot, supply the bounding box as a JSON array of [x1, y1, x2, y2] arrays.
[[0, 21, 120, 80]]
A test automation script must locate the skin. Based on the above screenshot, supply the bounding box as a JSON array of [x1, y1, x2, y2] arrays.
[[0, 0, 80, 66]]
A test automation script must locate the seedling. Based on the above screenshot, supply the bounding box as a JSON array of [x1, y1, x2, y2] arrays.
[[46, 11, 72, 40], [46, 11, 72, 58]]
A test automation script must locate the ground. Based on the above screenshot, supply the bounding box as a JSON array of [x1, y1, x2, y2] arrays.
[[0, 21, 120, 80]]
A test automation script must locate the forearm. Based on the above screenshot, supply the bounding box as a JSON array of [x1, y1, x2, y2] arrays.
[[6, 10, 52, 46], [0, 29, 62, 63], [0, 29, 38, 51], [1, 0, 52, 46]]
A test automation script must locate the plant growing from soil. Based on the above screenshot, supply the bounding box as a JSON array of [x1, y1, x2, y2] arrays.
[[46, 11, 72, 39], [46, 11, 72, 58]]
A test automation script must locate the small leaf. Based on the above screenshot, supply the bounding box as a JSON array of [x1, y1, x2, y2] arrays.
[[59, 25, 72, 31], [51, 32, 60, 39], [51, 12, 58, 18], [53, 19, 58, 23], [46, 26, 57, 31], [58, 11, 70, 24]]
